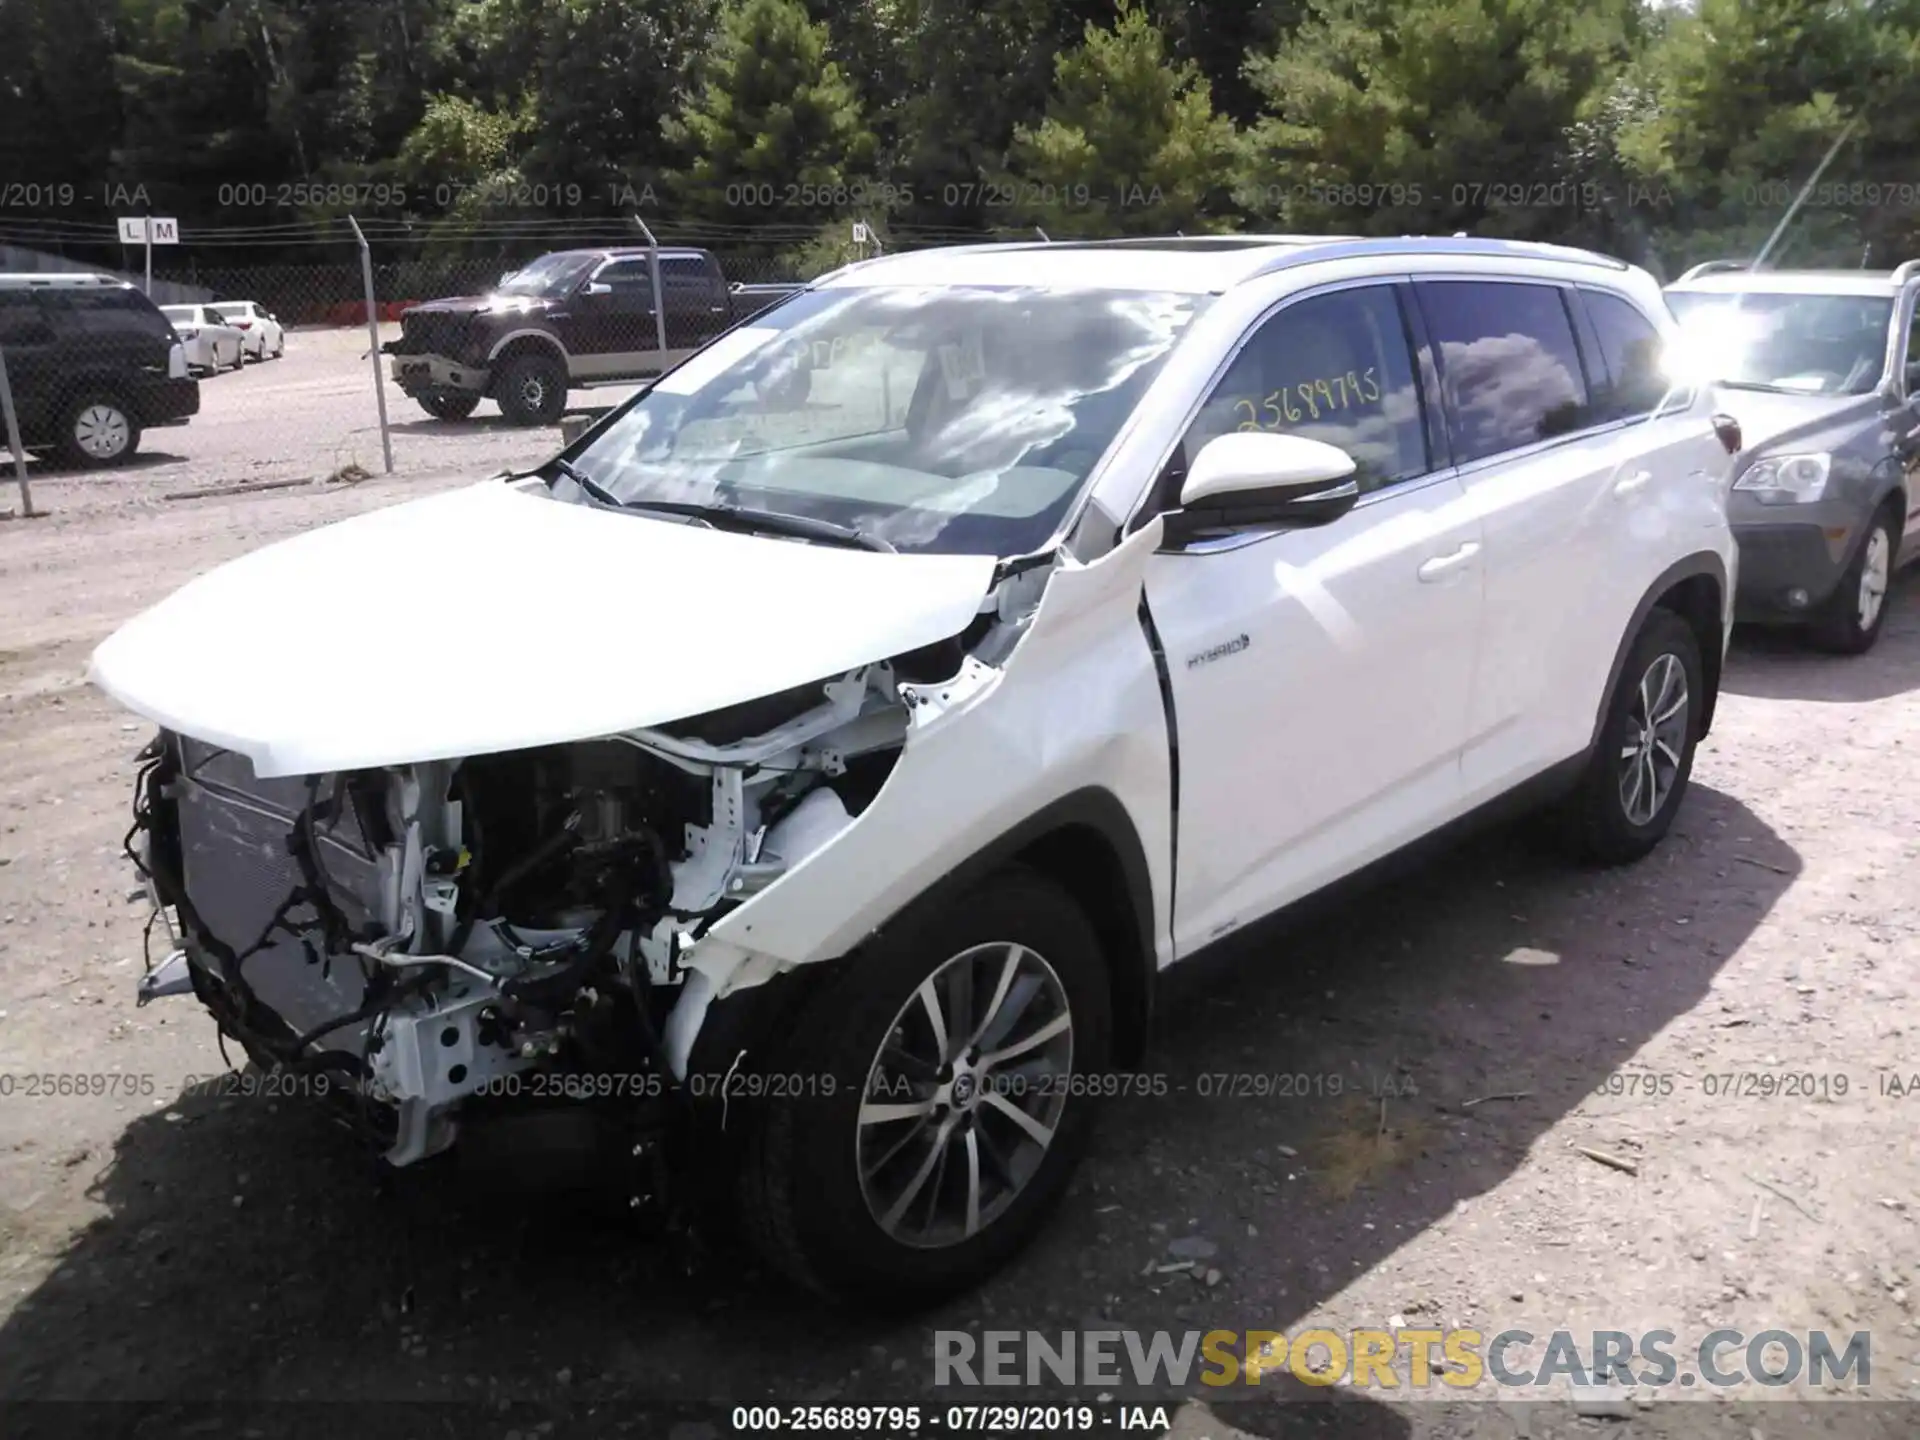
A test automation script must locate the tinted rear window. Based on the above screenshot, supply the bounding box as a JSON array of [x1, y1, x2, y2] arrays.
[[1418, 281, 1591, 463], [53, 288, 176, 339]]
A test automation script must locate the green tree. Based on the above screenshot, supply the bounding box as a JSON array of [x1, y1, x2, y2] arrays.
[[664, 0, 877, 226], [1239, 0, 1640, 240], [1616, 0, 1891, 271], [1004, 0, 1237, 236]]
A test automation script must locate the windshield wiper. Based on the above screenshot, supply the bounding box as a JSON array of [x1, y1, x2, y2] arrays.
[[614, 498, 897, 553], [549, 466, 894, 553], [548, 456, 634, 510], [1712, 380, 1800, 394]]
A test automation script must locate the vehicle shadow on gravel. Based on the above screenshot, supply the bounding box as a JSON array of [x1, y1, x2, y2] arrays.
[[16, 451, 183, 479], [0, 783, 1795, 1438], [1720, 570, 1920, 703]]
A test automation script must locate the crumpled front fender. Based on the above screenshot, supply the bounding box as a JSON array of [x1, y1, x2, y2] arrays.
[[662, 520, 1175, 1078]]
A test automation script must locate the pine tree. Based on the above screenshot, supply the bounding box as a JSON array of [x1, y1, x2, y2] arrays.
[[1004, 0, 1237, 236], [664, 0, 878, 225]]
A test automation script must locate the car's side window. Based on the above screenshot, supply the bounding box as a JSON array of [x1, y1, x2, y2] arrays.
[[1180, 284, 1429, 495], [661, 257, 709, 292], [1417, 281, 1592, 463], [595, 260, 654, 295], [58, 288, 174, 339], [1583, 290, 1676, 420]]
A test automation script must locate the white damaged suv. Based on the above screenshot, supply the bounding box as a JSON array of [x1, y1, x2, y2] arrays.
[[92, 235, 1736, 1307]]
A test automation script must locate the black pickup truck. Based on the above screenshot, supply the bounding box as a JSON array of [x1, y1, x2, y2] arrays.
[[383, 247, 804, 425]]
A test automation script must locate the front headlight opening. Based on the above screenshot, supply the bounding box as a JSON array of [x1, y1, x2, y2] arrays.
[[1735, 452, 1831, 503]]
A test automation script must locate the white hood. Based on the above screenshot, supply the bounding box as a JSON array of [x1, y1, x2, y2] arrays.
[[89, 480, 997, 777]]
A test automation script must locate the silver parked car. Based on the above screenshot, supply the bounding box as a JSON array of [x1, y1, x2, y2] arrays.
[[1666, 260, 1920, 654]]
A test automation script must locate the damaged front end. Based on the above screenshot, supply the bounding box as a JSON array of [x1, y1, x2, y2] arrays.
[[126, 590, 1043, 1170]]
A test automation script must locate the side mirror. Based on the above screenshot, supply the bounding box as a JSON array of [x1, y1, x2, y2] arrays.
[[581, 281, 613, 298], [1711, 413, 1743, 456], [1163, 433, 1361, 544]]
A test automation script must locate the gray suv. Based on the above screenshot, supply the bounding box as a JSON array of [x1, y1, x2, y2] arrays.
[[1665, 261, 1920, 653]]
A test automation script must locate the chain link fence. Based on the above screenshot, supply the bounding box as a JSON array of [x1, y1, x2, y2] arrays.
[[0, 216, 1032, 507]]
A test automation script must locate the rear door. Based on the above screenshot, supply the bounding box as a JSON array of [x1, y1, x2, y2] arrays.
[[1415, 278, 1696, 801], [663, 254, 729, 353]]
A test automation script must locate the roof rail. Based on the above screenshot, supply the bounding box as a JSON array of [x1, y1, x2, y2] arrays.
[[1892, 258, 1920, 287], [1674, 260, 1749, 283], [1241, 235, 1630, 285]]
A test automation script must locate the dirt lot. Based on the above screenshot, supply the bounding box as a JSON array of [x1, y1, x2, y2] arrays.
[[1, 465, 1918, 1438], [1, 324, 639, 516]]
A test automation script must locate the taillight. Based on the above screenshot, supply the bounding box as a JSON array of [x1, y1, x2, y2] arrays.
[[235, 321, 251, 329]]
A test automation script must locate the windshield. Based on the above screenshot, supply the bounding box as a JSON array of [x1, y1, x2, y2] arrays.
[[564, 284, 1208, 556], [212, 303, 248, 319], [1666, 289, 1893, 394], [496, 253, 596, 298], [161, 306, 195, 322]]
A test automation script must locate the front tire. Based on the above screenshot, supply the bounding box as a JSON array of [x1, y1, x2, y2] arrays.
[[416, 388, 481, 422], [55, 392, 140, 468], [493, 352, 568, 426], [1561, 608, 1704, 866], [738, 865, 1112, 1310], [1810, 507, 1898, 655]]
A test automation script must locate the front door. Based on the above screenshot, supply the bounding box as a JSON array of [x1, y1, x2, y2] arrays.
[[571, 258, 661, 378], [1140, 281, 1485, 956]]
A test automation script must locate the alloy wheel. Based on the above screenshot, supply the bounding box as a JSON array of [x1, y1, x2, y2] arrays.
[[1618, 652, 1689, 827], [857, 942, 1074, 1250], [1858, 526, 1892, 633], [74, 404, 131, 461]]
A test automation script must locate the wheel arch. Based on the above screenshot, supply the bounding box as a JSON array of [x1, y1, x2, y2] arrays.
[[485, 330, 568, 373], [1591, 553, 1728, 747], [687, 787, 1159, 1084]]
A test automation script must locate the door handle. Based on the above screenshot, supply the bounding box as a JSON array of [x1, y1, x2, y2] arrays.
[[1613, 469, 1652, 497], [1417, 541, 1480, 582]]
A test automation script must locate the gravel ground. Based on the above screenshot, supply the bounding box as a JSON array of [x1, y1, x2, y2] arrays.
[[1, 324, 638, 520], [1, 458, 1918, 1439]]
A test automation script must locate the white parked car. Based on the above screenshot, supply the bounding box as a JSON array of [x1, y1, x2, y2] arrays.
[[210, 300, 285, 360], [91, 235, 1736, 1308], [159, 304, 245, 373]]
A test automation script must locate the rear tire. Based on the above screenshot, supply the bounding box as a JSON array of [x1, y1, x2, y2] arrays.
[[416, 388, 481, 422], [1810, 506, 1898, 655], [494, 352, 568, 427], [1559, 608, 1703, 866], [54, 391, 141, 469], [737, 865, 1111, 1311]]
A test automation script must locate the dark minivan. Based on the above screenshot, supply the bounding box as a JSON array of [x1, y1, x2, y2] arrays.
[[0, 274, 200, 468]]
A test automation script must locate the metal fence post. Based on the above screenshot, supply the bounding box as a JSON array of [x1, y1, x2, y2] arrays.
[[346, 215, 395, 475], [0, 343, 34, 517], [631, 215, 669, 364]]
